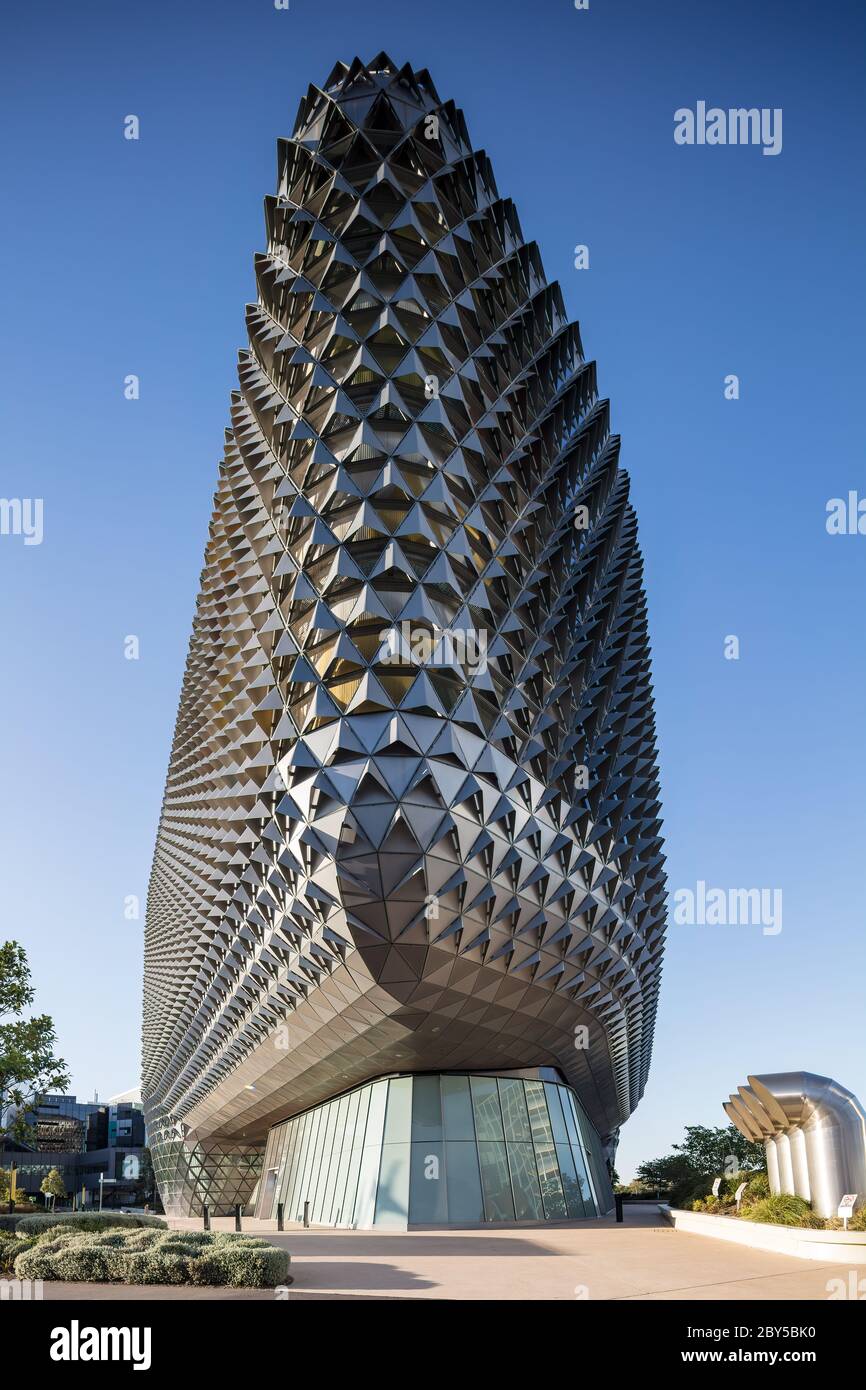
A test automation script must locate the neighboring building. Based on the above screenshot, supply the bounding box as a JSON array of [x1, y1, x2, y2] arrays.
[[143, 54, 666, 1226], [29, 1093, 107, 1153], [12, 1091, 149, 1208]]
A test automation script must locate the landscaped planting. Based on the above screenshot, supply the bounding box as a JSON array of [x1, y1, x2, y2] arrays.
[[14, 1211, 167, 1235], [0, 1230, 39, 1274], [673, 1171, 866, 1231], [12, 1226, 289, 1288]]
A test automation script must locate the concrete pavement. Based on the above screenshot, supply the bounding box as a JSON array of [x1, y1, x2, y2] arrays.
[[33, 1205, 856, 1300]]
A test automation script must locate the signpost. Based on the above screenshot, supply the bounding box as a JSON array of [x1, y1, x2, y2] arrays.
[[838, 1194, 857, 1230], [734, 1181, 747, 1212], [711, 1177, 722, 1198], [98, 1175, 117, 1213]]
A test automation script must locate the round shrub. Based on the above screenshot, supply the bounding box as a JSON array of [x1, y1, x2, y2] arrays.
[[0, 1231, 39, 1274]]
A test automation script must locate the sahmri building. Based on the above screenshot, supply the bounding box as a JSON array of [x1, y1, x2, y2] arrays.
[[143, 55, 666, 1228]]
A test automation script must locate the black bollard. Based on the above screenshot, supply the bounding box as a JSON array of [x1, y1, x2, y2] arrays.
[[614, 1194, 624, 1223], [303, 1199, 310, 1228], [234, 1203, 242, 1231], [277, 1202, 284, 1232], [203, 1204, 210, 1231]]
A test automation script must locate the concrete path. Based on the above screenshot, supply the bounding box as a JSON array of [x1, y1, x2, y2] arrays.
[[34, 1206, 854, 1300]]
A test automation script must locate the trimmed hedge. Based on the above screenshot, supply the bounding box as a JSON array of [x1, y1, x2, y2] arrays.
[[15, 1212, 166, 1235], [14, 1228, 289, 1288]]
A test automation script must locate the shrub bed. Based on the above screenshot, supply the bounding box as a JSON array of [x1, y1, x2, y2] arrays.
[[0, 1231, 39, 1274], [671, 1170, 863, 1231], [14, 1212, 166, 1236], [14, 1228, 289, 1288]]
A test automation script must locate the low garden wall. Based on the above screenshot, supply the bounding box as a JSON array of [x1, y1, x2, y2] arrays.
[[661, 1203, 866, 1264]]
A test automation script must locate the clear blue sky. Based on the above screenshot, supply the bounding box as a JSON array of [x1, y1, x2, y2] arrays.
[[1, 0, 863, 1179]]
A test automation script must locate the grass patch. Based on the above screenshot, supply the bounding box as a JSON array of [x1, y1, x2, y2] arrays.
[[740, 1194, 825, 1228]]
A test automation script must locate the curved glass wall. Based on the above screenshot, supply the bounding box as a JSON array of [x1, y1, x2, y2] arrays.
[[256, 1072, 613, 1228]]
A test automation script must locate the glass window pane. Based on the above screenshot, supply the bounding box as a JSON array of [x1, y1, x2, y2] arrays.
[[498, 1078, 532, 1142], [310, 1100, 339, 1222], [411, 1074, 443, 1141], [330, 1091, 358, 1226], [556, 1143, 586, 1218], [321, 1095, 349, 1224], [445, 1140, 484, 1221], [290, 1111, 316, 1221], [442, 1075, 474, 1139], [353, 1080, 387, 1228], [570, 1142, 594, 1213], [477, 1140, 515, 1221], [533, 1141, 567, 1219], [470, 1076, 504, 1140], [383, 1076, 412, 1144], [341, 1088, 370, 1226], [559, 1088, 581, 1148], [506, 1141, 544, 1220], [375, 1143, 410, 1228], [525, 1080, 555, 1147], [544, 1083, 570, 1144], [409, 1141, 447, 1222], [284, 1114, 307, 1216]]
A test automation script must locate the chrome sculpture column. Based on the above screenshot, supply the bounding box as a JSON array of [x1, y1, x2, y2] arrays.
[[724, 1071, 866, 1219]]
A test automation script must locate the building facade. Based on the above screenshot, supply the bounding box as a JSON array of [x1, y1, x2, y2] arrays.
[[11, 1093, 149, 1208], [143, 54, 666, 1226]]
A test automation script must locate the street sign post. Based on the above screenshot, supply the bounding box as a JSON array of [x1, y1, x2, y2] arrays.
[[98, 1175, 117, 1212]]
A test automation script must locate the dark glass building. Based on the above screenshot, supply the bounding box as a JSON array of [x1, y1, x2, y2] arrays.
[[12, 1093, 149, 1208], [143, 54, 666, 1226]]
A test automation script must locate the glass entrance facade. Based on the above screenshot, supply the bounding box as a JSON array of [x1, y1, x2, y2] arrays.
[[255, 1072, 614, 1228]]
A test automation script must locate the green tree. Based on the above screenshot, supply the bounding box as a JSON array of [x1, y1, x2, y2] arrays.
[[635, 1124, 765, 1190], [634, 1154, 698, 1190], [40, 1166, 66, 1208], [0, 941, 69, 1152], [672, 1124, 765, 1175]]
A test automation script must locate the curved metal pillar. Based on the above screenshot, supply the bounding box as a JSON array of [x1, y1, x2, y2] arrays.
[[724, 1072, 866, 1220], [788, 1127, 811, 1202], [764, 1135, 780, 1192], [775, 1132, 795, 1194]]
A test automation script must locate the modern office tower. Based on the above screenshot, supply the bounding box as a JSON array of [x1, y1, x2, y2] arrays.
[[143, 54, 666, 1226]]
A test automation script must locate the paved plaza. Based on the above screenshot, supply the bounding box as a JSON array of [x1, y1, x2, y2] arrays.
[[35, 1206, 855, 1300]]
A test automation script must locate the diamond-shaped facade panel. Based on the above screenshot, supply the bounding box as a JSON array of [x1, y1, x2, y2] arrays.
[[143, 53, 666, 1219]]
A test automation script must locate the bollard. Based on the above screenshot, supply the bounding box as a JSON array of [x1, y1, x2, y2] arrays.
[[235, 1203, 242, 1232], [614, 1194, 624, 1223], [203, 1204, 210, 1231], [277, 1202, 284, 1232], [303, 1199, 310, 1228]]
